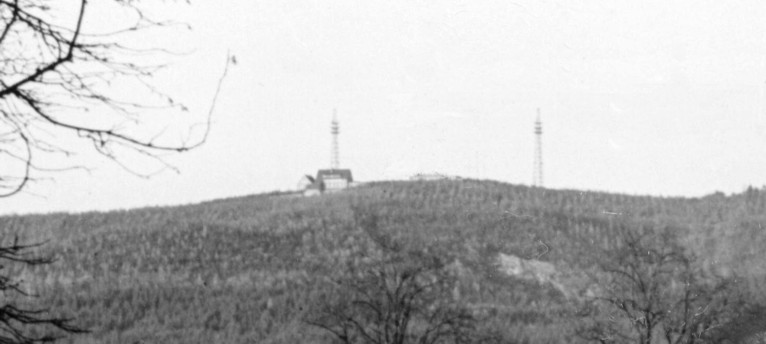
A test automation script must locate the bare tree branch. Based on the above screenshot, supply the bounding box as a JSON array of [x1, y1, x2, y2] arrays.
[[0, 0, 229, 196]]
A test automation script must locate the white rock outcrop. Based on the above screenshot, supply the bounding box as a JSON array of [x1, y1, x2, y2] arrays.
[[497, 253, 571, 297]]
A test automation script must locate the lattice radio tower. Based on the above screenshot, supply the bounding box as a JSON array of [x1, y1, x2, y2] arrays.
[[533, 108, 543, 187], [331, 109, 340, 170]]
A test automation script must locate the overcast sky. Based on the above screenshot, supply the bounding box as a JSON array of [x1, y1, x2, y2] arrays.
[[2, 0, 766, 214]]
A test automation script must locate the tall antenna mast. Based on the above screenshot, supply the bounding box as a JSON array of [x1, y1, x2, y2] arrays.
[[331, 109, 340, 170], [533, 108, 543, 187]]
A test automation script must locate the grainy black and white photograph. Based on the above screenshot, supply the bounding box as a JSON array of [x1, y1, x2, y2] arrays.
[[1, 1, 765, 343]]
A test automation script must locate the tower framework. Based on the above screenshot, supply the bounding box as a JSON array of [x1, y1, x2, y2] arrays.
[[331, 109, 340, 170], [533, 109, 543, 187]]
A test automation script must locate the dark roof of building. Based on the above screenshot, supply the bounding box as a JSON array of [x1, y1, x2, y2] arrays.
[[302, 175, 315, 183], [316, 169, 353, 182]]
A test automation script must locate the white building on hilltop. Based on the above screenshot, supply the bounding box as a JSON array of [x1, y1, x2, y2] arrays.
[[299, 110, 356, 196], [302, 169, 355, 196]]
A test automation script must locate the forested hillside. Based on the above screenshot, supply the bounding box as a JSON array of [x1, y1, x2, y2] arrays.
[[1, 180, 765, 343]]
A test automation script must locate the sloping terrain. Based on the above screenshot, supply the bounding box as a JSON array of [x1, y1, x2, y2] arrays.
[[1, 180, 765, 343]]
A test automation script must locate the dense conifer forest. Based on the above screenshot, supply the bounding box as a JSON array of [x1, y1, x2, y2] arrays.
[[1, 180, 765, 343]]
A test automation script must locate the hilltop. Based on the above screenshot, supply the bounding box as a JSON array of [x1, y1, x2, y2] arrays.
[[1, 180, 765, 343]]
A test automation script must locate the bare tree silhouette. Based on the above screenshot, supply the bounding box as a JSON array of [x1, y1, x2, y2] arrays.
[[306, 252, 478, 344], [305, 210, 480, 344], [0, 1, 227, 342], [577, 228, 742, 344]]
